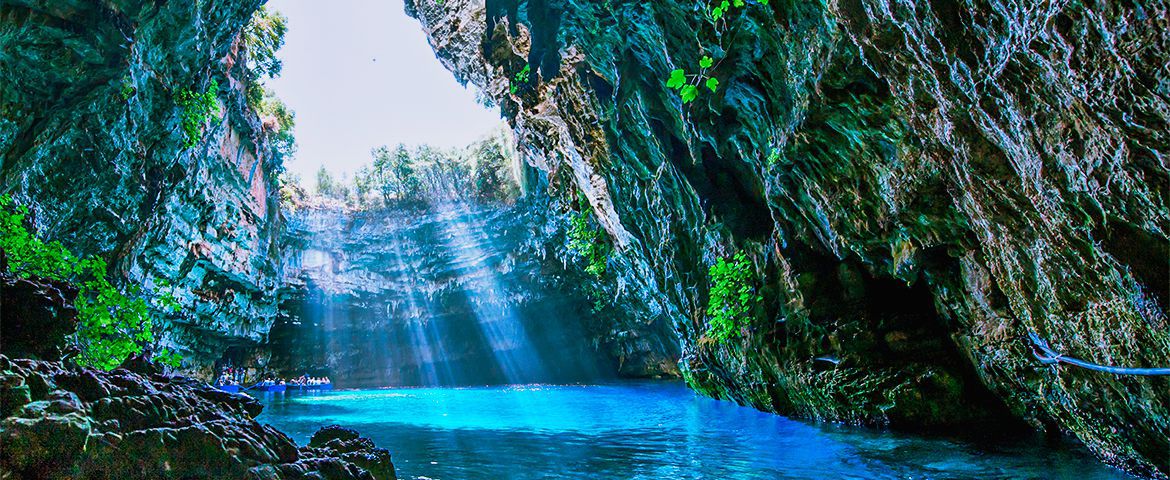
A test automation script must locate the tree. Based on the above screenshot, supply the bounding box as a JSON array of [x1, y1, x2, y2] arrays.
[[242, 6, 287, 83], [316, 166, 337, 198], [468, 133, 519, 201], [254, 87, 296, 161], [371, 143, 420, 203], [353, 166, 373, 205]]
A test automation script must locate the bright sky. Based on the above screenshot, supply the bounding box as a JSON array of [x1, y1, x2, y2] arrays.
[[265, 0, 503, 183]]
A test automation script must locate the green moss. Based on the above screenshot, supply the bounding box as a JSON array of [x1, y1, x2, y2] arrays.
[[0, 195, 181, 370]]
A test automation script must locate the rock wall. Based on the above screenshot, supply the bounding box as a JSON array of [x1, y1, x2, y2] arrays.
[[271, 197, 677, 386], [405, 0, 1169, 477], [0, 1, 286, 369]]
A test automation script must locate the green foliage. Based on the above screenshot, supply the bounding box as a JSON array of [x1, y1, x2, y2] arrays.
[[176, 80, 221, 148], [119, 81, 136, 101], [705, 251, 762, 341], [766, 148, 782, 166], [0, 195, 181, 370], [566, 198, 610, 279], [510, 64, 532, 95], [368, 144, 422, 203], [665, 0, 770, 104], [253, 87, 297, 160], [341, 130, 519, 207], [242, 6, 288, 82], [316, 166, 341, 198]]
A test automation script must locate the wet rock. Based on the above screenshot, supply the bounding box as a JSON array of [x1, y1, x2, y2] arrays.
[[0, 272, 79, 361], [0, 0, 286, 371], [405, 0, 1170, 477], [0, 355, 396, 479], [271, 200, 673, 385]]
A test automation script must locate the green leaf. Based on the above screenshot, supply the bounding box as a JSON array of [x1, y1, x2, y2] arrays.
[[680, 84, 699, 103], [706, 77, 720, 92], [711, 6, 723, 20], [666, 69, 687, 89], [699, 56, 714, 69]]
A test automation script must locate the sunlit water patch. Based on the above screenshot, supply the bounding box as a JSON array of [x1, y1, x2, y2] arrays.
[[256, 381, 1132, 480]]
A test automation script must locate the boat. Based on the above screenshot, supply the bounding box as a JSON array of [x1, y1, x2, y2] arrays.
[[216, 384, 241, 393], [250, 383, 287, 393], [288, 383, 333, 391]]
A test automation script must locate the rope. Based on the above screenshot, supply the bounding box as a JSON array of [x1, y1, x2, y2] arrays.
[[1028, 332, 1170, 376]]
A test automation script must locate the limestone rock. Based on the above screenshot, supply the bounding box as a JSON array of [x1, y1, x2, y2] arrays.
[[405, 0, 1170, 477], [0, 355, 395, 480]]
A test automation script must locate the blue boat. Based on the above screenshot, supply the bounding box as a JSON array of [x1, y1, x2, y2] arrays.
[[251, 384, 287, 393], [288, 383, 333, 391], [216, 384, 241, 393]]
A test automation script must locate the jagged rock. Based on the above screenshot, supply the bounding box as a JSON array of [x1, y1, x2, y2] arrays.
[[0, 272, 79, 361], [0, 355, 395, 480], [405, 0, 1170, 477], [0, 0, 286, 370]]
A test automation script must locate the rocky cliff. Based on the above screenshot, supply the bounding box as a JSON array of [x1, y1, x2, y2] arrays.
[[1, 1, 286, 369], [271, 196, 678, 386], [405, 0, 1169, 477], [0, 271, 396, 479]]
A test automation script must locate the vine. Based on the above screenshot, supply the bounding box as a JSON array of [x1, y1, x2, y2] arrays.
[[666, 0, 771, 104], [705, 251, 761, 341], [566, 195, 612, 312]]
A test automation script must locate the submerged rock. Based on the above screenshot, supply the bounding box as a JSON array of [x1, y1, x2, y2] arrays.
[[0, 355, 396, 480], [405, 0, 1170, 477]]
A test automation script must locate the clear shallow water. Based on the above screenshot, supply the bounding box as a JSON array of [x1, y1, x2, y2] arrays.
[[256, 381, 1131, 480]]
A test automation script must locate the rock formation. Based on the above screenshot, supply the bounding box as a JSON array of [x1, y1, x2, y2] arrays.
[[0, 354, 395, 479], [0, 271, 396, 480], [404, 0, 1170, 477], [272, 196, 677, 385], [1, 0, 286, 369]]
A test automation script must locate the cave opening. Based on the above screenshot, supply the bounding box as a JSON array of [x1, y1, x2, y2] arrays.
[[249, 0, 613, 390]]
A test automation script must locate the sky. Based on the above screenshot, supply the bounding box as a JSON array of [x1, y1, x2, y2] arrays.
[[264, 0, 503, 184]]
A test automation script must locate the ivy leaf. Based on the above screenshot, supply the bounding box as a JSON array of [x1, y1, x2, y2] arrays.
[[666, 69, 687, 89], [680, 84, 699, 103], [733, 0, 745, 6], [699, 56, 714, 69], [711, 6, 723, 20], [706, 77, 719, 92], [721, 0, 731, 10], [760, 0, 769, 4]]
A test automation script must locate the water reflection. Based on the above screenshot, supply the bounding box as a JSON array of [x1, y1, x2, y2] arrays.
[[257, 382, 1131, 480]]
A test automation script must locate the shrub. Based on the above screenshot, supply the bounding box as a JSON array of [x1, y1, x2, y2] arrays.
[[705, 251, 761, 341], [510, 64, 531, 95], [0, 195, 181, 369], [176, 80, 221, 148], [566, 199, 610, 279]]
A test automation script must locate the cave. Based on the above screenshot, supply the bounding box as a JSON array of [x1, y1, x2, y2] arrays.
[[1, 1, 1167, 479]]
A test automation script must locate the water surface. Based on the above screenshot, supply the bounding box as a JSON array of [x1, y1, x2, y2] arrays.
[[257, 381, 1130, 480]]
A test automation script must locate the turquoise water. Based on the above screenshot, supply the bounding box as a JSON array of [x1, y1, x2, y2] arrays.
[[256, 381, 1131, 480]]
